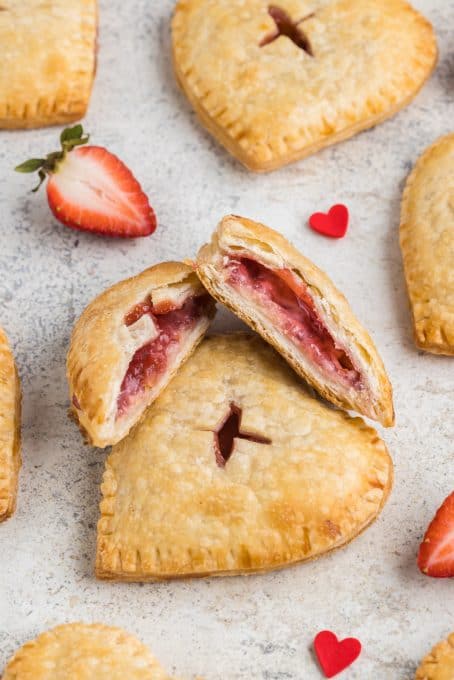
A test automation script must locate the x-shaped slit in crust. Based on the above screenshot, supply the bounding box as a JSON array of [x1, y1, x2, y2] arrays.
[[212, 402, 272, 467], [260, 5, 314, 56]]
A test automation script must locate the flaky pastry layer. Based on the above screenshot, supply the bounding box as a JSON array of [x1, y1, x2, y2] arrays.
[[2, 622, 176, 679], [0, 0, 97, 129], [67, 261, 215, 448], [96, 333, 393, 581], [415, 632, 454, 680], [400, 134, 454, 355], [172, 0, 437, 171], [0, 327, 21, 522], [197, 215, 394, 426]]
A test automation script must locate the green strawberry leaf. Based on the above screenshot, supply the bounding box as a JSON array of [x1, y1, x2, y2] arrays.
[[14, 158, 46, 173], [60, 124, 84, 144]]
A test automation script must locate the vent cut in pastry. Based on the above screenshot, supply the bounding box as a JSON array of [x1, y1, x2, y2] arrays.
[[415, 632, 454, 680], [400, 134, 454, 355], [2, 622, 176, 680], [0, 0, 97, 129], [0, 327, 21, 522], [67, 262, 216, 448], [96, 333, 393, 581], [197, 216, 394, 427], [172, 0, 437, 171]]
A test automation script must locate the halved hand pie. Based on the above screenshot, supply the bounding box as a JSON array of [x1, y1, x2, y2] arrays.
[[0, 1, 97, 129], [415, 632, 454, 680], [400, 134, 454, 355], [197, 215, 394, 427], [67, 262, 215, 447], [96, 333, 393, 580], [172, 0, 437, 171], [2, 623, 176, 679], [0, 327, 21, 522]]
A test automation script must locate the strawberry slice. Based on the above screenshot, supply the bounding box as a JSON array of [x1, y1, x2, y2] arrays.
[[15, 125, 156, 238], [417, 491, 454, 578]]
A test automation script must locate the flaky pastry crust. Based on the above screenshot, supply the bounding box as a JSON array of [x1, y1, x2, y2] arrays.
[[2, 622, 176, 679], [0, 0, 97, 129], [67, 262, 215, 448], [96, 333, 393, 581], [172, 0, 437, 172], [0, 327, 21, 522], [197, 215, 394, 427], [415, 632, 454, 680], [400, 134, 454, 355]]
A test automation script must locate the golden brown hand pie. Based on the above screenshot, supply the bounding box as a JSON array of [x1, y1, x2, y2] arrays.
[[171, 0, 437, 172], [415, 632, 454, 680], [67, 262, 216, 448], [0, 0, 97, 129], [197, 215, 394, 427], [96, 333, 393, 581], [400, 134, 454, 355], [2, 622, 176, 680], [0, 327, 21, 522]]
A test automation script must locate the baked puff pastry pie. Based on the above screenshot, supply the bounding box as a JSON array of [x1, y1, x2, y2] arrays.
[[400, 134, 454, 355], [96, 333, 393, 581], [0, 0, 97, 129], [67, 262, 215, 448], [2, 622, 176, 679], [415, 632, 454, 680], [197, 216, 394, 427], [171, 0, 437, 171], [0, 327, 21, 522]]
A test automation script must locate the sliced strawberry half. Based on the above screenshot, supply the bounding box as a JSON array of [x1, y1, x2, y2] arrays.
[[15, 125, 156, 238], [417, 491, 454, 578]]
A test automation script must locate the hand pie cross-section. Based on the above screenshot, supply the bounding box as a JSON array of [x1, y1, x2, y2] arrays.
[[197, 215, 394, 427], [67, 262, 215, 447], [172, 0, 437, 171], [0, 0, 97, 129], [0, 327, 21, 522], [96, 333, 393, 580], [2, 622, 177, 680]]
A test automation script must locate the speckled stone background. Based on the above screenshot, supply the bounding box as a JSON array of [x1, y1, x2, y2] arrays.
[[0, 1, 453, 678]]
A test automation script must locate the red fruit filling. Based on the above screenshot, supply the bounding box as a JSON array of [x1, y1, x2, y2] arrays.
[[225, 257, 363, 389], [117, 294, 210, 416]]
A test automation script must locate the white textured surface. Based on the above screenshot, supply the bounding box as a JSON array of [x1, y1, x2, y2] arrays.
[[0, 1, 453, 678]]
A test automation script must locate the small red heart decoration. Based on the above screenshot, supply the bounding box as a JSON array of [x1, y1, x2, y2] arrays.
[[309, 204, 349, 238], [314, 630, 361, 678]]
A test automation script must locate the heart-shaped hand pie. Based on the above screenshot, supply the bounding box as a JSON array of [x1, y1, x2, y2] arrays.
[[2, 623, 176, 679], [400, 133, 454, 355], [314, 630, 362, 678], [415, 632, 454, 680], [96, 334, 392, 581], [309, 204, 349, 238], [172, 0, 437, 171], [0, 327, 21, 522]]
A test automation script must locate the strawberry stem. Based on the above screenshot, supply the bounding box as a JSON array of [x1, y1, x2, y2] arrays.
[[14, 124, 90, 191]]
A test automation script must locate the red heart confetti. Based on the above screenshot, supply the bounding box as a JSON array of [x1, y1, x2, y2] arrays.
[[314, 630, 361, 678], [309, 204, 349, 238]]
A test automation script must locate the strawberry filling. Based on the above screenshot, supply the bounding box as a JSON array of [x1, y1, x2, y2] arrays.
[[225, 257, 362, 389], [117, 294, 209, 416]]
